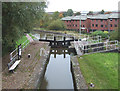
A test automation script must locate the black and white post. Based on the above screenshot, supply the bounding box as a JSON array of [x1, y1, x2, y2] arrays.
[[18, 44, 22, 60]]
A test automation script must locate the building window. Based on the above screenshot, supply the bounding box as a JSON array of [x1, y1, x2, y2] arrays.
[[96, 24, 98, 27], [83, 25, 85, 27], [101, 25, 103, 27], [101, 20, 103, 22], [115, 19, 117, 21], [115, 24, 117, 27], [110, 19, 112, 21], [92, 24, 94, 27], [110, 24, 112, 27], [105, 25, 107, 27], [76, 25, 77, 27]]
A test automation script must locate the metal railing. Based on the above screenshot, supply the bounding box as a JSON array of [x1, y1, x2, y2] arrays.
[[9, 39, 29, 67]]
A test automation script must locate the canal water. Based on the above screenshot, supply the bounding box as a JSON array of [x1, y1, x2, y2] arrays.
[[40, 48, 74, 90]]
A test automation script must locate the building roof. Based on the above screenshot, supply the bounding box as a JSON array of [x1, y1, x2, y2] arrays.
[[88, 14, 110, 19], [61, 16, 74, 20], [61, 13, 119, 21], [109, 13, 119, 18], [72, 15, 87, 20]]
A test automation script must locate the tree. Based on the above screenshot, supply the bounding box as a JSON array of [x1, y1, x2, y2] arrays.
[[2, 2, 46, 55], [63, 12, 67, 17], [74, 12, 81, 16], [52, 11, 59, 20], [47, 19, 66, 30], [88, 11, 93, 15], [67, 9, 73, 16], [99, 9, 105, 14], [59, 13, 63, 18], [40, 13, 52, 28]]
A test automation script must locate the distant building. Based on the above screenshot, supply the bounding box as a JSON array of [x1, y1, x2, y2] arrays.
[[61, 13, 119, 32]]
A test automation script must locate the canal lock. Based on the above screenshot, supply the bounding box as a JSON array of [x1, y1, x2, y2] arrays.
[[38, 47, 77, 90]]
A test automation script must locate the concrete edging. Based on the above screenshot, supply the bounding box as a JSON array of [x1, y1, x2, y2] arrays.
[[71, 56, 88, 89]]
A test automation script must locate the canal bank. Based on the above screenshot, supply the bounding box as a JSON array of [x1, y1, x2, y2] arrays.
[[70, 42, 88, 89], [2, 41, 50, 89], [71, 56, 88, 89]]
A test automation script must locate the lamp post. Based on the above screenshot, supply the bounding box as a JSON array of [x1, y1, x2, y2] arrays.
[[79, 15, 81, 35]]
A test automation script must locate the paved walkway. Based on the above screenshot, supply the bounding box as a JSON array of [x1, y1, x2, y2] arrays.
[[74, 41, 83, 56], [26, 34, 34, 43]]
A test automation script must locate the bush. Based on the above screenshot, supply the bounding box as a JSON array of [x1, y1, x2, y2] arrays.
[[91, 30, 108, 38], [109, 30, 119, 41], [47, 19, 66, 30], [104, 31, 108, 34]]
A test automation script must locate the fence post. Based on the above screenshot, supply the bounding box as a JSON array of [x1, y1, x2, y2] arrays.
[[54, 37, 56, 46], [18, 44, 22, 60], [64, 37, 66, 45]]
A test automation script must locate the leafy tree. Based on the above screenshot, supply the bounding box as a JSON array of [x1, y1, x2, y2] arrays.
[[40, 13, 52, 28], [88, 11, 93, 15], [59, 13, 63, 18], [67, 9, 73, 16], [52, 11, 59, 20], [2, 2, 46, 55], [74, 12, 81, 16], [47, 19, 66, 30], [99, 9, 105, 14], [63, 12, 67, 17]]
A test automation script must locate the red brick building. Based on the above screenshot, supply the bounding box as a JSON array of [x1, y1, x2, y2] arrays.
[[61, 13, 119, 32]]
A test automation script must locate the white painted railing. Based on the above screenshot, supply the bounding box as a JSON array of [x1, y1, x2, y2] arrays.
[[9, 39, 29, 65], [40, 48, 48, 57], [74, 34, 118, 54]]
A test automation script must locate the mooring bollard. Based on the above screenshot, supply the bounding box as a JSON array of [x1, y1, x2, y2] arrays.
[[28, 54, 31, 58]]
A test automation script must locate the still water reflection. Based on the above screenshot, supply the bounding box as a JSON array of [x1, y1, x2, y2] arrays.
[[40, 48, 74, 90]]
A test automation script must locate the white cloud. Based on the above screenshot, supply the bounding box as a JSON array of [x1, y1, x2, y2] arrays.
[[45, 0, 120, 12]]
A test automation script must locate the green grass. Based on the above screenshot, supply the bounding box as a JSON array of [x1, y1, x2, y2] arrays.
[[78, 53, 118, 89], [29, 33, 36, 39], [16, 35, 29, 48]]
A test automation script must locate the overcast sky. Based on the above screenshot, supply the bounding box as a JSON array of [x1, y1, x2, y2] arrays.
[[45, 0, 120, 12]]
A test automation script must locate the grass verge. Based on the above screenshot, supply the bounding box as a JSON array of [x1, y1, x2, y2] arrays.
[[16, 35, 29, 48], [78, 53, 118, 89], [29, 33, 36, 39]]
